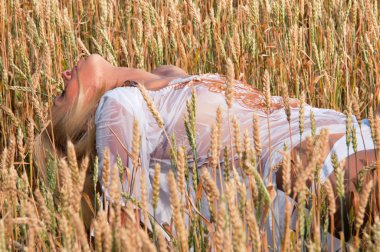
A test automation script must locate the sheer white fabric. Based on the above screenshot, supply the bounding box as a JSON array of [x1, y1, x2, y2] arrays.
[[95, 74, 374, 246]]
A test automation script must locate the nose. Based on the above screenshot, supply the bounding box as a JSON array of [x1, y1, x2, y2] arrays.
[[61, 70, 71, 81]]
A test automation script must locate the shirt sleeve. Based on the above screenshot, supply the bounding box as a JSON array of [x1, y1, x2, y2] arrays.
[[95, 88, 153, 205]]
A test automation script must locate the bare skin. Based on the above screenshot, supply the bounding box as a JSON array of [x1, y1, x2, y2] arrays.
[[54, 54, 188, 111]]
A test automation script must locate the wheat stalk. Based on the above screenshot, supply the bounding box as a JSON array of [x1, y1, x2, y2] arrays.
[[214, 202, 226, 251], [252, 113, 262, 172], [225, 58, 234, 108], [137, 83, 164, 128], [70, 210, 90, 252], [34, 188, 51, 228], [225, 181, 245, 251], [132, 119, 141, 171], [152, 163, 161, 211], [355, 179, 373, 239], [140, 168, 149, 233], [168, 170, 188, 251], [177, 146, 186, 197], [232, 115, 242, 161], [247, 200, 261, 251]]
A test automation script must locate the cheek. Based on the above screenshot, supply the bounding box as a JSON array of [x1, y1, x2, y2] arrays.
[[67, 86, 78, 98], [66, 79, 80, 98]]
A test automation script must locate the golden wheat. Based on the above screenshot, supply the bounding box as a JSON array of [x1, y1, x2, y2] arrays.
[[1, 0, 380, 250]]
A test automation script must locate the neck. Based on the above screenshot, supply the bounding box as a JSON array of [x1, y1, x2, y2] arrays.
[[103, 66, 160, 90]]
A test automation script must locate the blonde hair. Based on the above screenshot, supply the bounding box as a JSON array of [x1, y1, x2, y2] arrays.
[[35, 70, 105, 180], [34, 70, 108, 228]]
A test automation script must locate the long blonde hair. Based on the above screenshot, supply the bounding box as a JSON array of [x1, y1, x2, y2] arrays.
[[35, 70, 105, 176], [34, 70, 108, 228]]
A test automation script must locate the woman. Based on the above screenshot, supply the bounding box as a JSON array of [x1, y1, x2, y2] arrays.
[[36, 54, 375, 248]]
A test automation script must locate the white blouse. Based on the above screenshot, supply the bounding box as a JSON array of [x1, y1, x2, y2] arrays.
[[95, 74, 374, 245]]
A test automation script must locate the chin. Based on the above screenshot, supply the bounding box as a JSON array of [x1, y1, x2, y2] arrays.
[[88, 54, 112, 67]]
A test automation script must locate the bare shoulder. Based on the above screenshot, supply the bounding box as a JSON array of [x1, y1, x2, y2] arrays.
[[151, 65, 189, 78]]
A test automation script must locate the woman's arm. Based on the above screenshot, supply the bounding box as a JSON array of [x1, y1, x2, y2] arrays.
[[151, 65, 188, 78], [104, 65, 188, 91]]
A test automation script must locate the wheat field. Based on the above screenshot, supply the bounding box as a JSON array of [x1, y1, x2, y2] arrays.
[[0, 0, 380, 251]]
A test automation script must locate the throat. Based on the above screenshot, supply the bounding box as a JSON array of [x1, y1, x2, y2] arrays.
[[108, 67, 181, 91]]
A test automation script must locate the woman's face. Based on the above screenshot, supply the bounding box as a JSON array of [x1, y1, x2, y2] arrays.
[[54, 54, 112, 109]]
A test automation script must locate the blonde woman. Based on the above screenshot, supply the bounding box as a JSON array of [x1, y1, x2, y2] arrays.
[[36, 54, 375, 248]]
